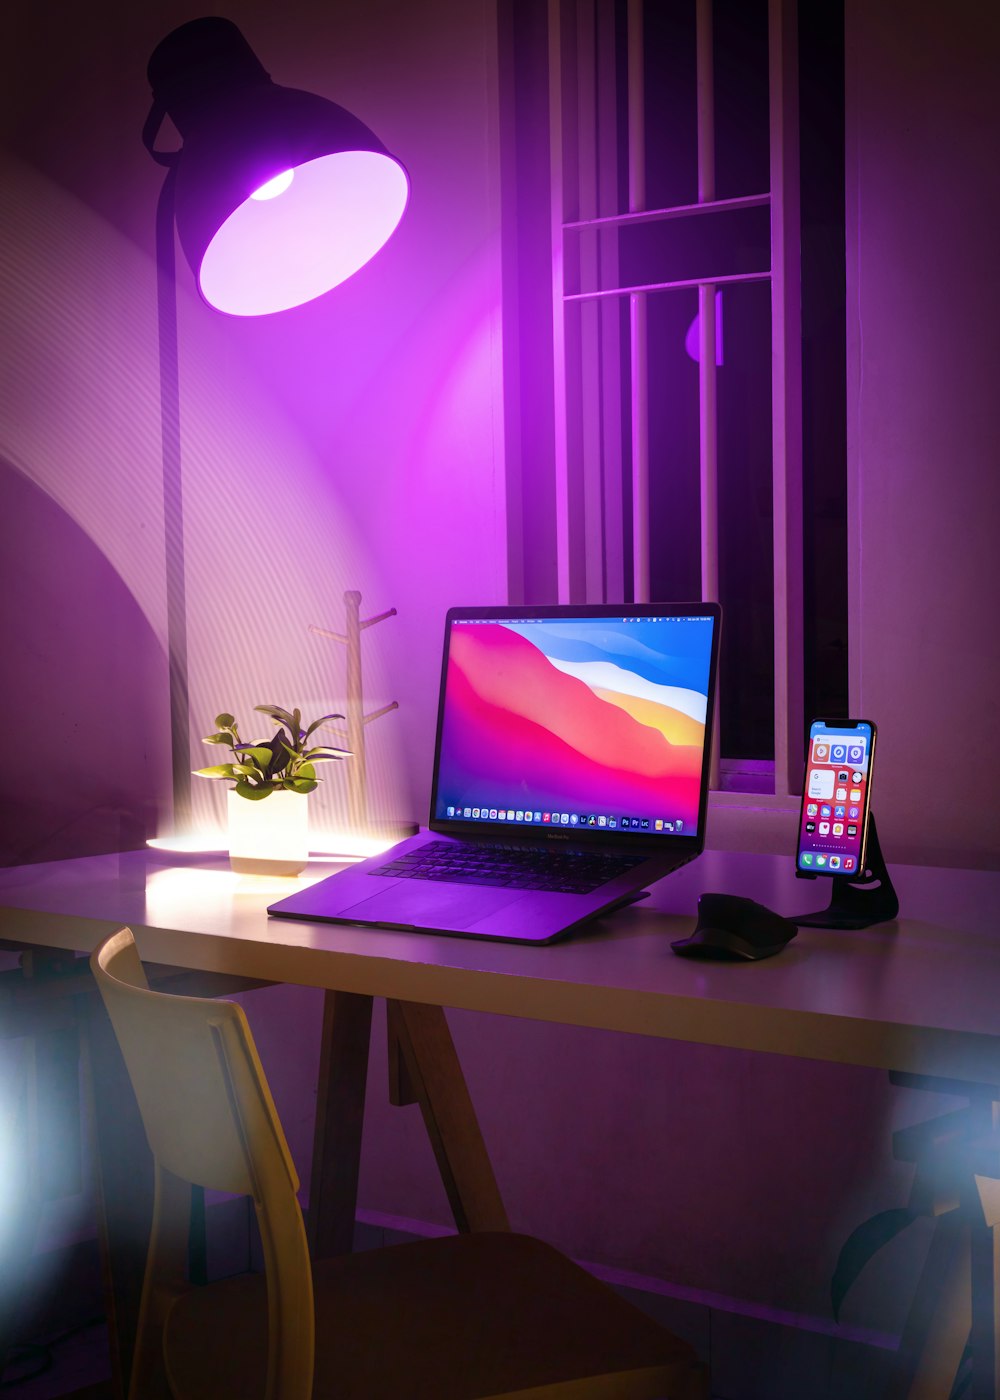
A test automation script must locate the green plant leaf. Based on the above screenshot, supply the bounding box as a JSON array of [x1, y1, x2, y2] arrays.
[[254, 704, 296, 729], [304, 745, 352, 761], [214, 712, 235, 728], [304, 712, 346, 741], [232, 763, 260, 778], [295, 762, 316, 781], [203, 733, 234, 746], [831, 1208, 916, 1321], [234, 780, 272, 800], [237, 745, 275, 767], [192, 764, 236, 780], [284, 777, 318, 794]]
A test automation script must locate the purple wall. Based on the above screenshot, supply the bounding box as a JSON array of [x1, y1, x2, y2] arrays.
[[846, 0, 1000, 870], [1, 0, 506, 850]]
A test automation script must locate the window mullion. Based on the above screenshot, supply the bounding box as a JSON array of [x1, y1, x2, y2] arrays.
[[768, 0, 804, 798]]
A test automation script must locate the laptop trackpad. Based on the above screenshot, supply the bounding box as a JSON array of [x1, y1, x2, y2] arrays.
[[338, 879, 521, 930]]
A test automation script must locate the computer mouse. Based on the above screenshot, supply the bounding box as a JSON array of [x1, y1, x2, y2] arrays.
[[670, 893, 798, 961]]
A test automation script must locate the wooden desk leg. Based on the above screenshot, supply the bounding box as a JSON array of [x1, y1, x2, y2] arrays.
[[308, 990, 374, 1259], [387, 1000, 509, 1234], [80, 992, 154, 1400]]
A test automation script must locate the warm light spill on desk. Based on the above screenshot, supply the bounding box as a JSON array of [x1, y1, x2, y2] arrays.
[[144, 866, 331, 920], [147, 829, 396, 860]]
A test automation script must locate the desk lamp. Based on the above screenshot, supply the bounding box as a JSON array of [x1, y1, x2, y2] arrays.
[[142, 17, 408, 833], [143, 16, 409, 315]]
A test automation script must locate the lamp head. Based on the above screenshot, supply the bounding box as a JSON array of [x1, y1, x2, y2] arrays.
[[145, 17, 409, 316]]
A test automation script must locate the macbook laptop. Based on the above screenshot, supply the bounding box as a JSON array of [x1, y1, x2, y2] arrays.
[[268, 601, 721, 944]]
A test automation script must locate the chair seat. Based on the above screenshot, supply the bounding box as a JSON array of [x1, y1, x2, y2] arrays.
[[165, 1231, 702, 1399]]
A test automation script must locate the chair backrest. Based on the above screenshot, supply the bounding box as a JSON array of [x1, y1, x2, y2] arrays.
[[90, 927, 315, 1400]]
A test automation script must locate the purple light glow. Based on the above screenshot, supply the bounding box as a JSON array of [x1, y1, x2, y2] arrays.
[[199, 150, 409, 316], [684, 290, 724, 365]]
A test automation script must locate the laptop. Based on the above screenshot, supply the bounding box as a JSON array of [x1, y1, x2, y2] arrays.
[[268, 601, 721, 944]]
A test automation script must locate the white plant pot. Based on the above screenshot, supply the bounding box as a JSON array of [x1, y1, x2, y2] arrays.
[[227, 789, 309, 876]]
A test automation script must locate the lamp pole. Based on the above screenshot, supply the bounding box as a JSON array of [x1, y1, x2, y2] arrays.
[[154, 164, 192, 832]]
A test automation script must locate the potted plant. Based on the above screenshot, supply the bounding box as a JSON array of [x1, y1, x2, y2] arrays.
[[194, 705, 350, 874]]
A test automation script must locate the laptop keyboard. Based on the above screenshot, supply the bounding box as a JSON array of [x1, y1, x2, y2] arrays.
[[373, 841, 646, 894]]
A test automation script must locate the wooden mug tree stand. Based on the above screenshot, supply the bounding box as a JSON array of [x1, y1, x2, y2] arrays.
[[310, 590, 415, 840]]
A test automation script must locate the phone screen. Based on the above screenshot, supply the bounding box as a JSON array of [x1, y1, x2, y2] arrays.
[[796, 720, 876, 876]]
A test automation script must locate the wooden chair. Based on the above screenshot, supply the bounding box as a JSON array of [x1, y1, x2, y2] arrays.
[[90, 926, 707, 1400]]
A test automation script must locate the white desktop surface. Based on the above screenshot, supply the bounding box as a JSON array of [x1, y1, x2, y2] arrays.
[[1, 846, 998, 1082]]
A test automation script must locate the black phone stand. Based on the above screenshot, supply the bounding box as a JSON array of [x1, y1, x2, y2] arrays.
[[793, 813, 899, 929]]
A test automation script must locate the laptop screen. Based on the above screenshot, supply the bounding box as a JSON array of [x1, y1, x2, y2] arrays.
[[429, 604, 720, 843]]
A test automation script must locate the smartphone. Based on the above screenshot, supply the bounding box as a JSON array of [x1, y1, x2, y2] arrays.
[[796, 719, 876, 876]]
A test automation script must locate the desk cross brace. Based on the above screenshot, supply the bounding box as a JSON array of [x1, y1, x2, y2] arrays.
[[306, 990, 508, 1259]]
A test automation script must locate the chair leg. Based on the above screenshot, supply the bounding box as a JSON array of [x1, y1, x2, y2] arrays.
[[0, 1045, 41, 1380], [885, 1211, 970, 1400], [970, 1174, 1000, 1400], [80, 995, 155, 1400]]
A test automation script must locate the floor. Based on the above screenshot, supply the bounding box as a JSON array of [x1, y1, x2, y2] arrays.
[[0, 1321, 111, 1399], [0, 1214, 899, 1400]]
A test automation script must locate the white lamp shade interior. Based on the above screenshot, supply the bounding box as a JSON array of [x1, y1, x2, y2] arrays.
[[198, 149, 409, 316]]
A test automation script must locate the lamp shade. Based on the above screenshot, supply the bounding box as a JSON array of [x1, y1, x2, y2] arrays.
[[147, 18, 409, 315]]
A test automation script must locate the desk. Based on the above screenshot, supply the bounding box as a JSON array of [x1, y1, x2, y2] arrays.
[[2, 847, 1000, 1397]]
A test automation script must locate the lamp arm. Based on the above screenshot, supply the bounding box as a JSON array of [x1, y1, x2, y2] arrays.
[[142, 101, 180, 168]]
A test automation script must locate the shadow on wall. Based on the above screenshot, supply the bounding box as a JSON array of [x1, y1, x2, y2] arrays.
[[0, 461, 170, 865], [0, 153, 410, 846]]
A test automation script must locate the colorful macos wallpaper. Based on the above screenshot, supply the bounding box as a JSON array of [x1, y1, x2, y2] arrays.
[[433, 614, 716, 836]]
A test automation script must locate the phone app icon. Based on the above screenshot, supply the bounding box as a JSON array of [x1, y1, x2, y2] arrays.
[[852, 771, 863, 784], [446, 806, 455, 816], [807, 803, 818, 816], [805, 822, 816, 833], [829, 855, 842, 870], [848, 805, 860, 819], [515, 810, 523, 821], [609, 817, 618, 828], [801, 852, 814, 866], [489, 809, 498, 820], [472, 807, 480, 818], [831, 743, 848, 762], [850, 788, 861, 802], [820, 804, 832, 818], [834, 805, 846, 818], [542, 812, 550, 822], [598, 815, 607, 827], [818, 821, 830, 835], [848, 743, 864, 763], [813, 742, 829, 761], [847, 824, 857, 837], [560, 813, 569, 824], [838, 770, 849, 782], [836, 787, 847, 802], [832, 822, 844, 836], [843, 857, 855, 871], [816, 854, 828, 867]]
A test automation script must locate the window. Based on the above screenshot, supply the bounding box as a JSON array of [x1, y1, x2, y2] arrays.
[[499, 0, 846, 798]]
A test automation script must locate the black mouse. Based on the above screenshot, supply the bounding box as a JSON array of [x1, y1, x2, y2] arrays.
[[670, 893, 798, 961]]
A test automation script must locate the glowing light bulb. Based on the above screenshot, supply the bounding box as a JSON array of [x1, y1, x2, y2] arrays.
[[251, 169, 295, 201]]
